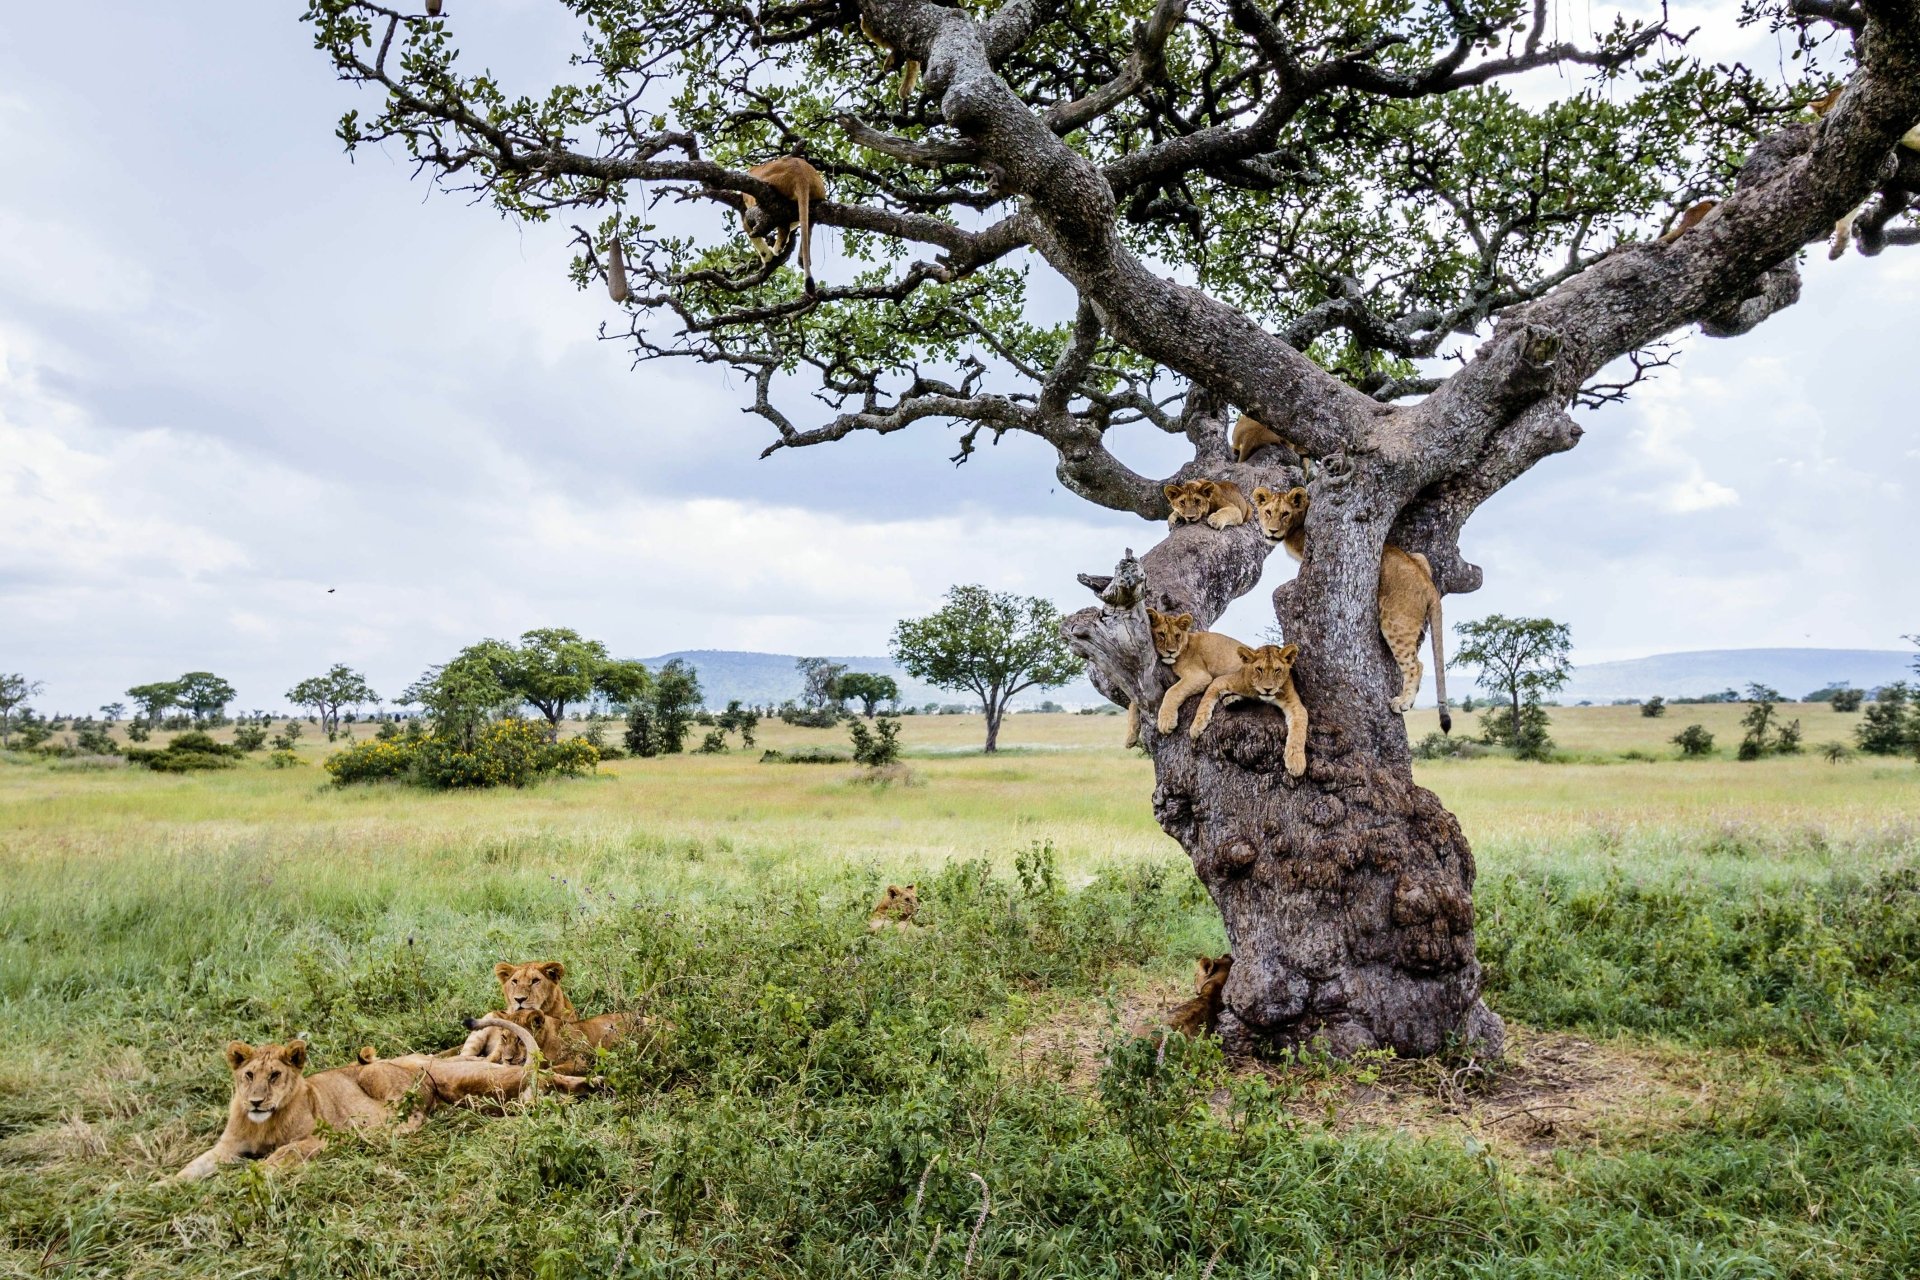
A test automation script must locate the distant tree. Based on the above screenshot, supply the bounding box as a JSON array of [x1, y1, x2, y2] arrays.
[[626, 658, 704, 757], [1820, 741, 1854, 764], [1830, 688, 1865, 712], [98, 701, 126, 724], [1856, 682, 1916, 757], [1775, 718, 1804, 755], [286, 665, 381, 739], [126, 681, 183, 727], [403, 645, 516, 750], [175, 672, 238, 723], [1640, 696, 1666, 719], [892, 586, 1082, 753], [837, 672, 900, 718], [716, 699, 759, 748], [1672, 724, 1716, 758], [0, 673, 44, 749], [498, 627, 650, 735], [1738, 684, 1785, 761], [796, 658, 848, 715], [1454, 616, 1571, 761], [233, 724, 269, 752]]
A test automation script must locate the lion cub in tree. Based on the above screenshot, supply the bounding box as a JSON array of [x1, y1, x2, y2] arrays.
[[1164, 479, 1253, 530], [869, 882, 921, 931], [1230, 414, 1311, 477], [1139, 955, 1234, 1039], [1147, 609, 1306, 775], [1189, 643, 1309, 777], [1251, 485, 1452, 732]]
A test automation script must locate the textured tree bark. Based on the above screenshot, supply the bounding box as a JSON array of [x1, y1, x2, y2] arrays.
[[1065, 411, 1503, 1060]]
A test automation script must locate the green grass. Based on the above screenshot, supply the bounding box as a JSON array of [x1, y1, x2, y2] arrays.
[[3, 708, 1918, 1277]]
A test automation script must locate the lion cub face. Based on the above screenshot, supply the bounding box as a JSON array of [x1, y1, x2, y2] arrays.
[[869, 883, 919, 928], [1250, 485, 1309, 543], [1236, 644, 1301, 703], [494, 961, 567, 1015], [1147, 608, 1195, 666], [1163, 481, 1218, 525], [225, 1040, 307, 1123], [1194, 953, 1232, 998]]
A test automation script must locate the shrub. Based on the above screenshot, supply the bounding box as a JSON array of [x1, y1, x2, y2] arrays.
[[267, 749, 304, 769], [1640, 696, 1666, 718], [777, 701, 840, 728], [125, 718, 151, 743], [760, 747, 852, 764], [73, 725, 119, 756], [1830, 687, 1865, 712], [232, 724, 268, 752], [271, 720, 304, 751], [1673, 724, 1715, 757], [1479, 700, 1553, 760], [1413, 732, 1487, 760], [14, 721, 52, 750], [1821, 741, 1855, 764], [697, 729, 729, 754], [325, 719, 599, 788], [1856, 683, 1916, 756], [125, 731, 243, 773], [848, 715, 903, 766], [1774, 718, 1803, 755]]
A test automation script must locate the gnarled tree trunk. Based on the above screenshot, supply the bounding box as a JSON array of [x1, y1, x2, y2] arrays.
[[1067, 400, 1502, 1058]]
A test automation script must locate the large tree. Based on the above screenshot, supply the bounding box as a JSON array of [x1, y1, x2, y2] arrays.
[[126, 681, 183, 727], [893, 585, 1083, 751], [305, 0, 1920, 1057], [174, 672, 238, 723], [500, 627, 652, 734]]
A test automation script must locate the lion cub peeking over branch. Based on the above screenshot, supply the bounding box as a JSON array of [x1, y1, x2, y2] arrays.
[[1165, 479, 1253, 530], [1190, 643, 1309, 777], [1251, 485, 1451, 733]]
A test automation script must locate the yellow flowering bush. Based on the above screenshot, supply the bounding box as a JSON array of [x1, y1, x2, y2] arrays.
[[325, 719, 598, 789]]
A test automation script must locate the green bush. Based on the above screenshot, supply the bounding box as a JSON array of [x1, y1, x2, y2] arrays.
[[232, 724, 268, 751], [848, 715, 903, 766], [1673, 724, 1715, 757], [123, 731, 243, 773], [267, 749, 303, 769], [1412, 732, 1487, 760], [1640, 696, 1666, 717], [697, 729, 729, 754], [73, 725, 119, 756], [325, 719, 599, 789]]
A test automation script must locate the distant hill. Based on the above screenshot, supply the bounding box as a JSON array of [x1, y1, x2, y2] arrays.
[[635, 649, 1107, 711], [1552, 648, 1914, 704]]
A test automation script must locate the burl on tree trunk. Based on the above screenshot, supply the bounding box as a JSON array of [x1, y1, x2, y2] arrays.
[[1066, 407, 1502, 1060]]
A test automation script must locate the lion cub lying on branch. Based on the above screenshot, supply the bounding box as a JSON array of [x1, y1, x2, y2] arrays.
[[1133, 608, 1309, 777], [1164, 479, 1253, 530]]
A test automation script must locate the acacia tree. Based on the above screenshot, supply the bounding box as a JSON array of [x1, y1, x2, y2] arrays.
[[287, 664, 381, 738], [1452, 614, 1573, 754], [502, 627, 651, 735], [175, 672, 238, 724], [306, 0, 1920, 1057], [0, 674, 43, 749], [838, 672, 901, 717], [893, 586, 1083, 751], [126, 681, 182, 728]]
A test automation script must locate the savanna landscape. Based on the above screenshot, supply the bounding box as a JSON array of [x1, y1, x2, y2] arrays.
[[5, 704, 1918, 1276], [5, 0, 1920, 1275]]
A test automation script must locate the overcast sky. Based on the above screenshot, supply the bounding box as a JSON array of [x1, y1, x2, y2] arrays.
[[1, 2, 1914, 715]]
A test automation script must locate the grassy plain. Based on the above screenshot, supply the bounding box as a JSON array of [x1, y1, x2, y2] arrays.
[[2, 705, 1917, 1277]]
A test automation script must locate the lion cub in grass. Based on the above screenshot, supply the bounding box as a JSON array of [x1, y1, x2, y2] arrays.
[[1139, 955, 1234, 1038], [1165, 479, 1254, 530], [481, 960, 643, 1064], [869, 882, 921, 931]]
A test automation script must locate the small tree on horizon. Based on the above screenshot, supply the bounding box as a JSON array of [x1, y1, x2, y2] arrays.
[[175, 672, 238, 724], [796, 658, 849, 715], [1453, 616, 1571, 760], [838, 672, 900, 718], [0, 674, 44, 749], [287, 665, 382, 739], [892, 586, 1082, 753], [126, 681, 183, 728]]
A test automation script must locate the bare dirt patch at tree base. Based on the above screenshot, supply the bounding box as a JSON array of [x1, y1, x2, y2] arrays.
[[990, 984, 1719, 1164]]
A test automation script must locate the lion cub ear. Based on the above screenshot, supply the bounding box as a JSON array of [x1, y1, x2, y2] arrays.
[[280, 1041, 309, 1070], [1278, 644, 1300, 663], [1287, 487, 1309, 509], [225, 1041, 253, 1070], [1252, 486, 1274, 502], [1235, 645, 1256, 663], [494, 962, 516, 982], [1162, 483, 1182, 502], [540, 961, 566, 982], [1174, 613, 1194, 629], [527, 1012, 546, 1031]]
